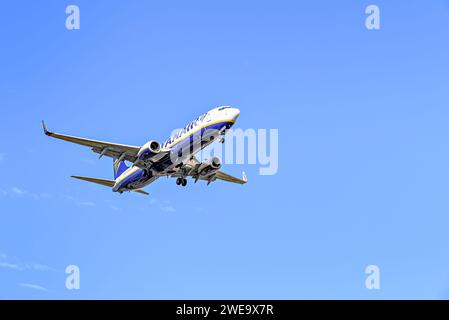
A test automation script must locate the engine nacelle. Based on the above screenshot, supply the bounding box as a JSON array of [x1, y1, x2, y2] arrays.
[[198, 157, 221, 176], [137, 140, 161, 161]]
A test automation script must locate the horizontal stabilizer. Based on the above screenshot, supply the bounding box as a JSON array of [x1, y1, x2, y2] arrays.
[[133, 189, 150, 196], [71, 175, 115, 187], [71, 176, 149, 196]]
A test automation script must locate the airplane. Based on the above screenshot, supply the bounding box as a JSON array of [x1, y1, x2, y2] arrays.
[[42, 106, 247, 196]]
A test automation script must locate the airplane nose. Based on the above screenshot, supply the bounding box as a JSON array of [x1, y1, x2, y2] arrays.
[[230, 108, 240, 120]]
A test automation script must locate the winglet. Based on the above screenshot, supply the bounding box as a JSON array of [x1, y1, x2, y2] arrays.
[[42, 120, 52, 136], [242, 171, 248, 183]]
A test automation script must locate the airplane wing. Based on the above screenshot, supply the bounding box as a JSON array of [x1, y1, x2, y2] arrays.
[[42, 121, 141, 163]]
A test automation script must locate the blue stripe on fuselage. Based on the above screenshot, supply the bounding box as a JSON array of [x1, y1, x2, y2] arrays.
[[113, 168, 146, 192], [170, 121, 233, 156]]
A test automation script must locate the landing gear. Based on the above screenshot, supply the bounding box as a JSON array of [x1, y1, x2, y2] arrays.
[[176, 177, 188, 187], [219, 128, 226, 143]]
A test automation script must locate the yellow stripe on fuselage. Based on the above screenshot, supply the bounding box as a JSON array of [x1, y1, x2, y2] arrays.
[[115, 166, 140, 185]]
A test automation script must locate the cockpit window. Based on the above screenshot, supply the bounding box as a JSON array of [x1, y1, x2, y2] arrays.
[[218, 106, 231, 111]]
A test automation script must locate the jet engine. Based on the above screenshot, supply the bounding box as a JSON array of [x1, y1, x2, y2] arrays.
[[198, 157, 221, 176], [137, 140, 161, 161]]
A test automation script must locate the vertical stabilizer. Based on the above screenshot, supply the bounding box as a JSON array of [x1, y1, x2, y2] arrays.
[[113, 159, 129, 179]]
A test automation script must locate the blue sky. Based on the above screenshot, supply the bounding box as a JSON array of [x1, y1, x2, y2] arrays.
[[1, 0, 449, 299]]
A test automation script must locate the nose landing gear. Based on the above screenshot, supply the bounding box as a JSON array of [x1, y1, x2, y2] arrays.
[[176, 177, 188, 187]]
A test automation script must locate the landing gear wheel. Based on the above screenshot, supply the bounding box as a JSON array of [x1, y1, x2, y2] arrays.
[[176, 178, 182, 185], [181, 178, 187, 187]]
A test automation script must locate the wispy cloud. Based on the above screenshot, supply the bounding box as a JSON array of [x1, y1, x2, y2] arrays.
[[18, 283, 48, 292], [149, 198, 176, 213], [0, 261, 22, 270], [29, 263, 57, 272], [160, 204, 176, 212], [11, 186, 26, 195], [0, 252, 57, 273], [1, 254, 54, 292], [66, 194, 117, 211], [77, 201, 96, 207], [0, 261, 57, 272], [65, 195, 99, 209], [2, 186, 110, 212], [63, 195, 76, 201], [0, 153, 4, 161], [195, 207, 207, 213], [1, 186, 52, 201]]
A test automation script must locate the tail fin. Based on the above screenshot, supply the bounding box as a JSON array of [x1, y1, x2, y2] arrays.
[[113, 158, 129, 179]]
